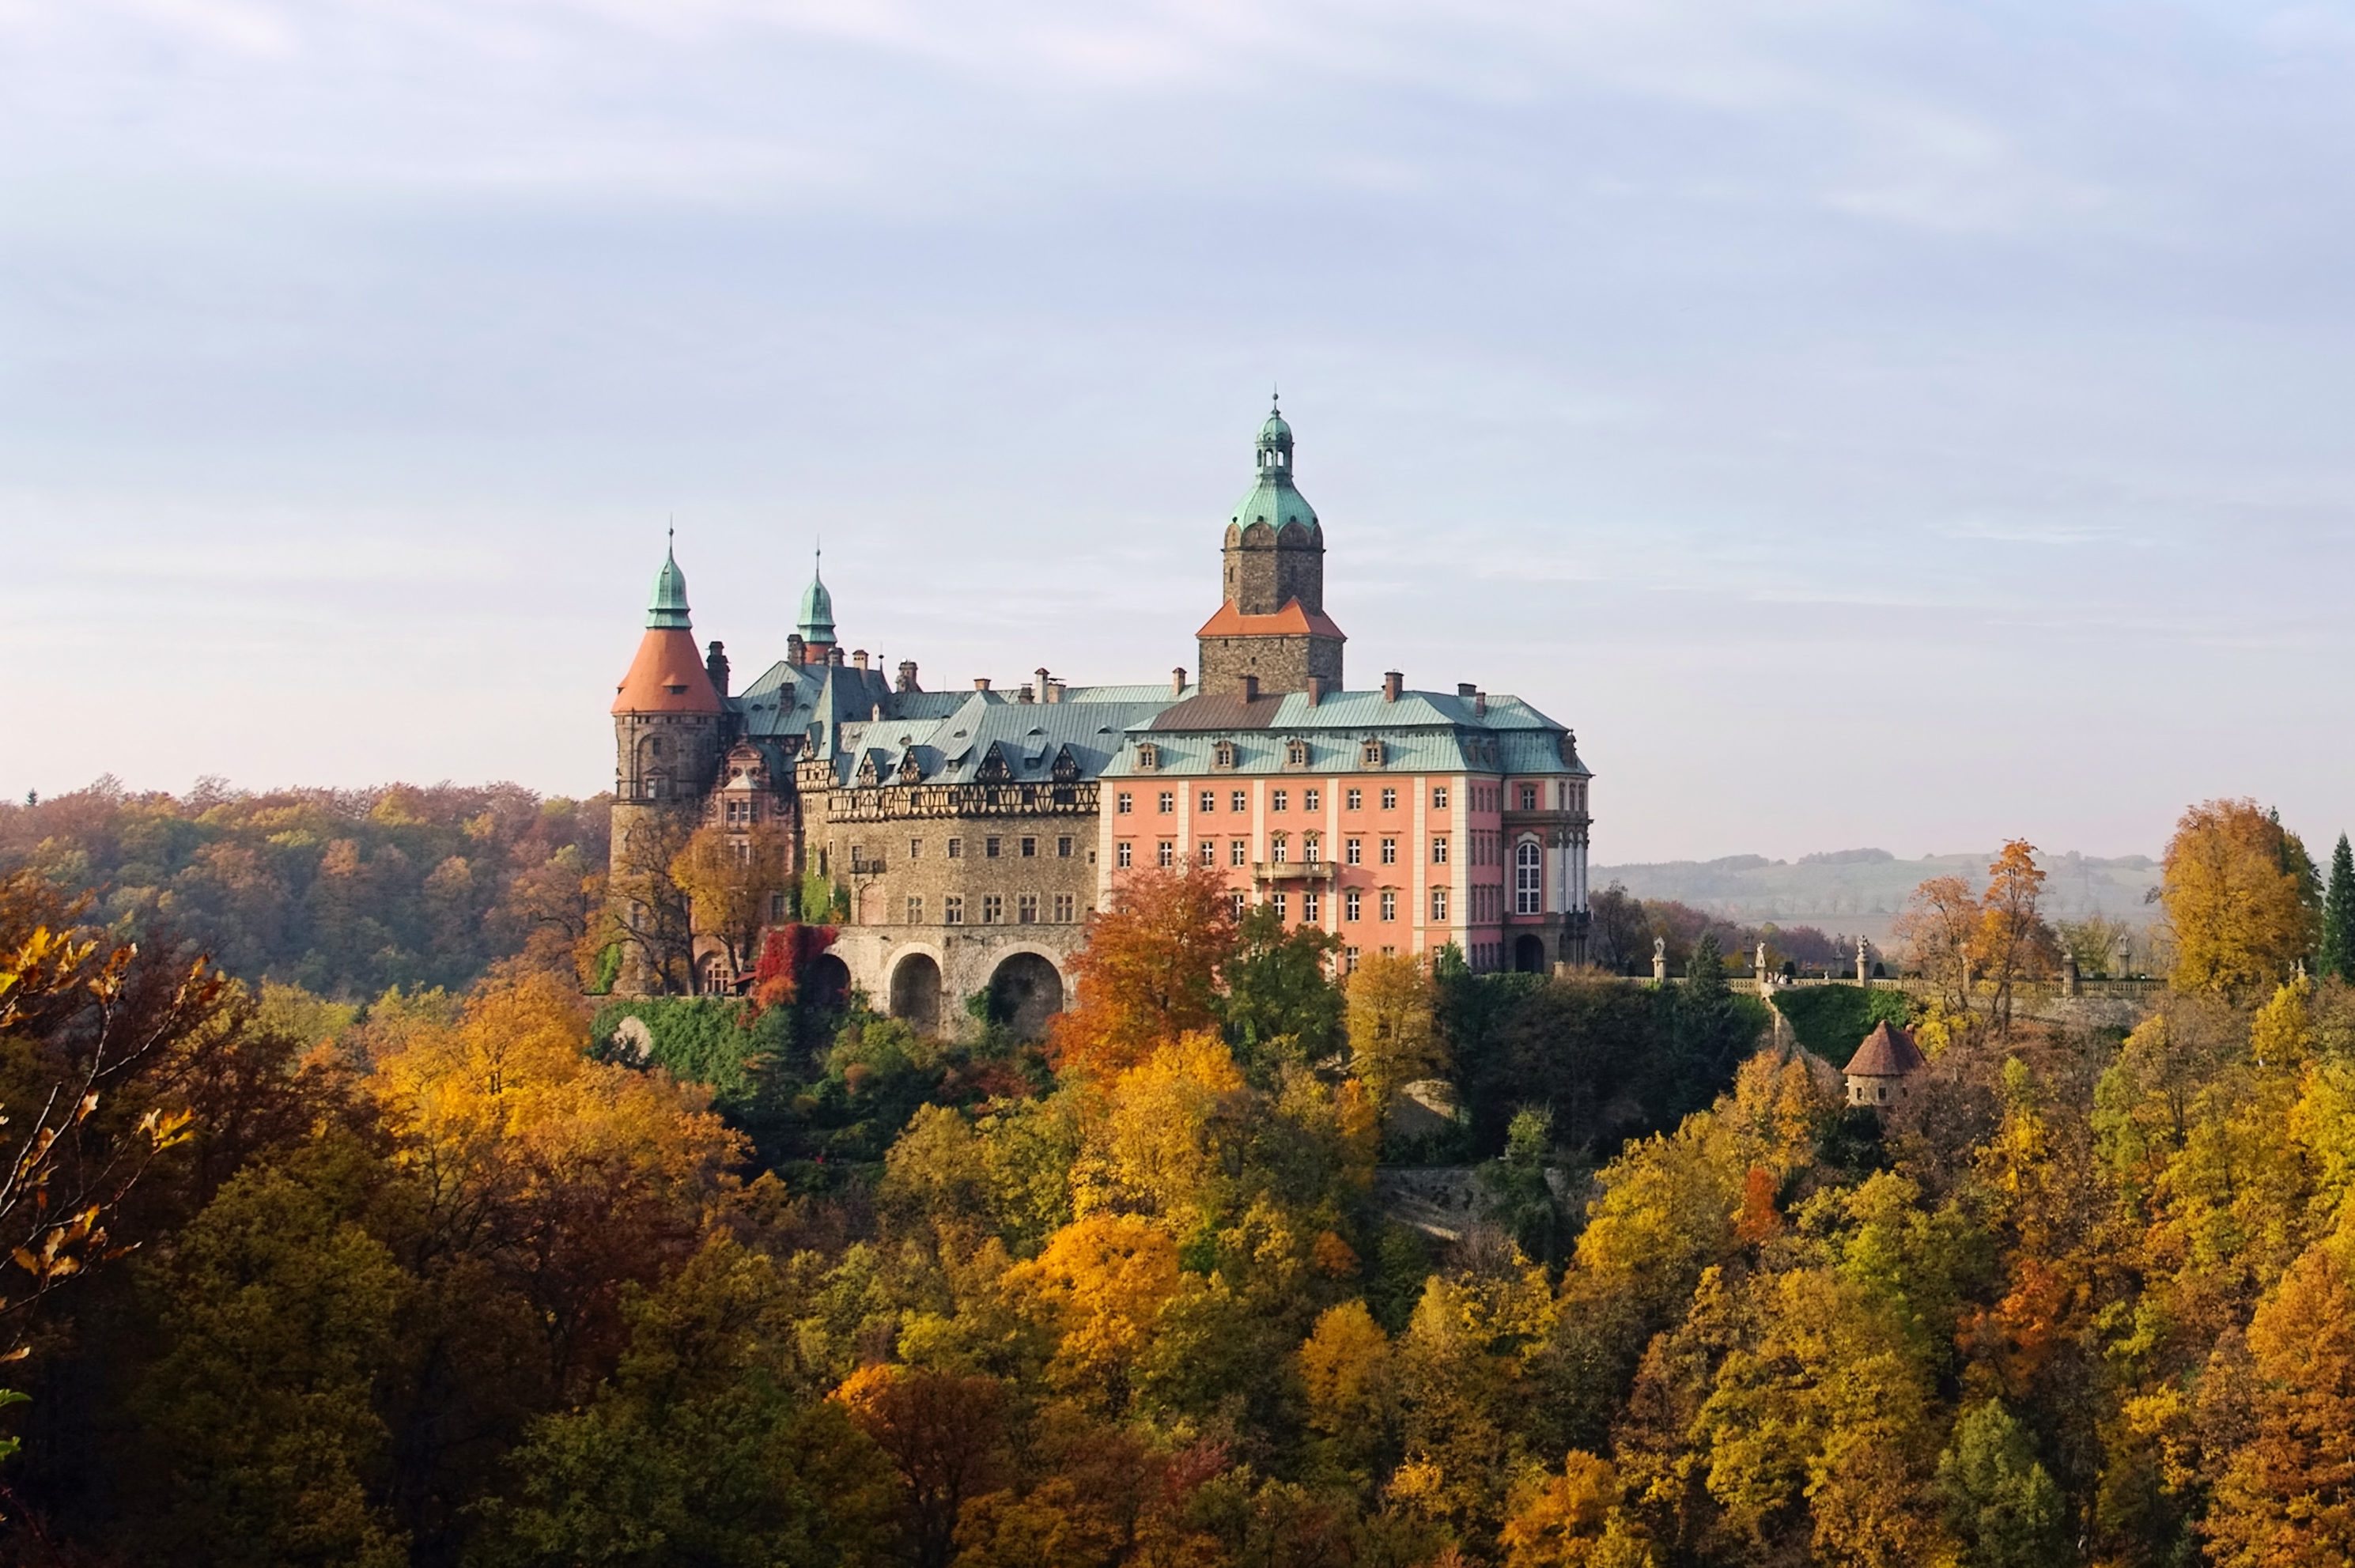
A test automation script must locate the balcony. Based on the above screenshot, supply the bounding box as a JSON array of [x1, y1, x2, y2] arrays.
[[1254, 860, 1339, 883]]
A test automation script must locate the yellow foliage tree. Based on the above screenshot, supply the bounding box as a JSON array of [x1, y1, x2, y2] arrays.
[[1299, 1299, 1397, 1445], [1000, 1212, 1183, 1411], [2163, 799, 2315, 999], [1501, 1451, 1656, 1568], [1074, 1031, 1247, 1230], [1345, 951, 1442, 1123], [667, 820, 794, 977]]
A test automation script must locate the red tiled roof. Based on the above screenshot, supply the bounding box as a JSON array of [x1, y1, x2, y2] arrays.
[[1844, 1020, 1926, 1078], [1195, 599, 1348, 641], [611, 628, 722, 715]]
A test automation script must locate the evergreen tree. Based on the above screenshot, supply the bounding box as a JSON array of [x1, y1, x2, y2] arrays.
[[2323, 833, 2355, 982]]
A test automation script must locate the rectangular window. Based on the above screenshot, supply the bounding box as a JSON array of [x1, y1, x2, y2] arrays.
[[1057, 836, 1074, 858], [1520, 784, 1538, 810], [1159, 791, 1175, 814], [769, 890, 788, 923], [1231, 790, 1247, 813], [1381, 788, 1397, 810], [944, 896, 965, 925], [1199, 841, 1215, 865], [1018, 894, 1038, 924], [1433, 786, 1450, 810], [1380, 890, 1397, 921], [1270, 837, 1288, 864], [1117, 792, 1133, 814], [982, 894, 1004, 924], [1117, 841, 1133, 868], [1380, 837, 1397, 865], [1053, 893, 1076, 922], [1432, 837, 1450, 864], [1382, 945, 1397, 956], [1200, 790, 1216, 813], [1345, 837, 1363, 866], [1346, 788, 1363, 810], [1021, 836, 1037, 857], [908, 837, 922, 860], [1304, 788, 1321, 811], [1230, 840, 1247, 867], [1230, 892, 1248, 920], [985, 837, 1002, 859], [905, 896, 924, 924], [1346, 889, 1365, 923], [947, 837, 963, 860], [1344, 946, 1360, 973], [1272, 789, 1288, 812], [1272, 893, 1288, 923], [1157, 841, 1175, 867], [1302, 890, 1321, 924], [1431, 888, 1450, 920]]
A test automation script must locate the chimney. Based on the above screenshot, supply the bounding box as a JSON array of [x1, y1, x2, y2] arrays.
[[1036, 667, 1051, 705], [705, 640, 730, 697], [1049, 679, 1066, 704], [871, 703, 883, 721], [1018, 682, 1036, 705], [828, 645, 845, 667], [1306, 675, 1325, 705], [1241, 674, 1260, 702], [852, 648, 869, 671], [1457, 682, 1477, 699], [1475, 690, 1487, 717], [1171, 667, 1187, 697], [787, 633, 806, 666], [973, 677, 992, 692], [897, 659, 919, 693], [1383, 671, 1404, 703]]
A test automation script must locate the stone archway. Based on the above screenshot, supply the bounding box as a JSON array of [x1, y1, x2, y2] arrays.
[[888, 951, 943, 1036], [1514, 933, 1548, 974], [805, 952, 852, 1014], [986, 951, 1066, 1041]]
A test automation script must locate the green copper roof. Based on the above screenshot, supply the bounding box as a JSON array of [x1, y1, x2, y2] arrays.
[[646, 543, 692, 629], [797, 557, 836, 643], [1233, 399, 1317, 531]]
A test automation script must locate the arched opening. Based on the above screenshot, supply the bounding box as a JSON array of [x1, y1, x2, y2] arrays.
[[1514, 933, 1548, 974], [804, 953, 852, 1014], [888, 952, 943, 1036], [986, 952, 1065, 1041]]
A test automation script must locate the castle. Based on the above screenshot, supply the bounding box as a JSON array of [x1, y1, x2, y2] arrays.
[[608, 402, 1594, 1035]]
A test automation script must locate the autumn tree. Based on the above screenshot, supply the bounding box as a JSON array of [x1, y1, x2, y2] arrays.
[[603, 804, 701, 995], [2162, 799, 2315, 999], [1972, 841, 2055, 1039], [834, 1362, 1008, 1568], [1895, 874, 1980, 1015], [1346, 951, 1442, 1124], [667, 820, 794, 977], [1049, 863, 1237, 1082], [2322, 833, 2355, 983], [2206, 1236, 2355, 1566]]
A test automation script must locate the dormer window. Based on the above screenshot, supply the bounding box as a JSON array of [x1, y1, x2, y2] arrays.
[[1361, 739, 1384, 767], [1136, 742, 1160, 771], [1214, 740, 1238, 769], [1286, 739, 1309, 767]]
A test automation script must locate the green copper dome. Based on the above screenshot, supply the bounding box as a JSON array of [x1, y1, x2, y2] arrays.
[[1259, 405, 1293, 450], [797, 557, 836, 644], [646, 542, 692, 629], [1232, 399, 1317, 531]]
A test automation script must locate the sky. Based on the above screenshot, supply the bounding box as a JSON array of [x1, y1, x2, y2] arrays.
[[6, 0, 2355, 863]]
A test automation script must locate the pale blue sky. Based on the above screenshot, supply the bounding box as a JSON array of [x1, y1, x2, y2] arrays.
[[6, 1, 2355, 861]]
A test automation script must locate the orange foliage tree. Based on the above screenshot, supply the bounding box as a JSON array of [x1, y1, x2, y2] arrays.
[[1047, 863, 1237, 1082]]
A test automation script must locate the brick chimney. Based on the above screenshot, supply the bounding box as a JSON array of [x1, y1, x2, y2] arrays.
[[1306, 675, 1325, 705], [1383, 671, 1404, 703], [787, 633, 805, 666], [828, 645, 845, 667], [897, 660, 919, 693], [1475, 690, 1487, 716], [852, 649, 869, 671], [705, 640, 730, 698], [1457, 682, 1476, 698], [973, 677, 992, 692], [1172, 667, 1187, 696]]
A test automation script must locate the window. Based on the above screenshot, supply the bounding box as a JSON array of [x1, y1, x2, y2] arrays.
[[1229, 892, 1248, 920], [1200, 790, 1216, 812], [1117, 841, 1133, 868], [1272, 789, 1288, 812], [1215, 740, 1238, 768], [1381, 788, 1397, 810], [1057, 835, 1074, 858], [1345, 788, 1362, 810], [1345, 837, 1363, 865], [944, 896, 965, 924], [1230, 840, 1247, 867], [1157, 841, 1175, 867], [985, 837, 1001, 859], [734, 838, 754, 866], [1303, 890, 1321, 924], [1304, 788, 1321, 812], [905, 896, 924, 924], [1018, 894, 1038, 924], [1361, 740, 1383, 766], [1380, 837, 1398, 865], [1516, 839, 1543, 915], [947, 837, 964, 860], [1199, 841, 1216, 865], [1270, 835, 1289, 864], [1380, 890, 1397, 922], [1431, 837, 1450, 864], [1272, 893, 1288, 922], [1287, 740, 1308, 765], [1158, 790, 1175, 814], [1231, 790, 1247, 813], [1303, 833, 1321, 863], [1053, 894, 1075, 922], [1345, 890, 1363, 921], [1520, 784, 1538, 810], [769, 890, 788, 923], [1433, 786, 1450, 810], [1116, 792, 1133, 814], [982, 894, 1004, 924], [1344, 946, 1360, 973], [908, 837, 922, 860], [1431, 888, 1450, 920]]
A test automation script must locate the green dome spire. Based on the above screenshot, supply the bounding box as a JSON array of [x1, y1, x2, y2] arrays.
[[1230, 393, 1317, 531], [797, 548, 836, 644], [646, 533, 692, 629]]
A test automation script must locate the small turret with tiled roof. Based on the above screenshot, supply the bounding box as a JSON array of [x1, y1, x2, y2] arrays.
[[1844, 1020, 1926, 1109], [796, 549, 837, 665]]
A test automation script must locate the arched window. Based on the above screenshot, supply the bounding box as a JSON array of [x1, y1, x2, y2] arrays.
[[1514, 838, 1543, 915]]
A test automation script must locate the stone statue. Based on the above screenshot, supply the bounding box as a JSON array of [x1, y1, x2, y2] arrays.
[[1652, 935, 1668, 984]]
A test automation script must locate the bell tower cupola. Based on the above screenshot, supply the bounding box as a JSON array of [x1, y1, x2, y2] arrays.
[[1196, 395, 1345, 698], [796, 550, 837, 666]]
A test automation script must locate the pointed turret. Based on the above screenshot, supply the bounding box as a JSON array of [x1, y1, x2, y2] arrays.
[[1197, 395, 1345, 697], [613, 542, 723, 715], [796, 550, 837, 664]]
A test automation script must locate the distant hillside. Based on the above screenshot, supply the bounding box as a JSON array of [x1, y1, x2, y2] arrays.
[[1593, 848, 2160, 946]]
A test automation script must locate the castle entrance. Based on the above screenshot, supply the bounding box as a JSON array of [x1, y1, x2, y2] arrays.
[[986, 952, 1065, 1041], [1514, 933, 1548, 974], [888, 952, 943, 1035]]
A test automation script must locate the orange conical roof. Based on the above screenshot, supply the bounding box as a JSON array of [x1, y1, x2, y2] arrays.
[[612, 627, 722, 715], [1844, 1021, 1926, 1078]]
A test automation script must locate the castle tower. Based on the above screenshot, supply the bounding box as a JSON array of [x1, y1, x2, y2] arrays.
[[796, 554, 837, 666], [1196, 398, 1346, 697], [608, 541, 725, 992]]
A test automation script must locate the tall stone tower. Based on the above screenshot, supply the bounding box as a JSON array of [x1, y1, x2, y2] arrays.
[[1196, 399, 1346, 697], [609, 542, 724, 991]]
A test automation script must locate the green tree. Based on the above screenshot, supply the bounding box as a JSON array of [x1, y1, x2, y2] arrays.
[[1938, 1400, 2065, 1568], [1222, 902, 1344, 1074], [2322, 833, 2355, 982]]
